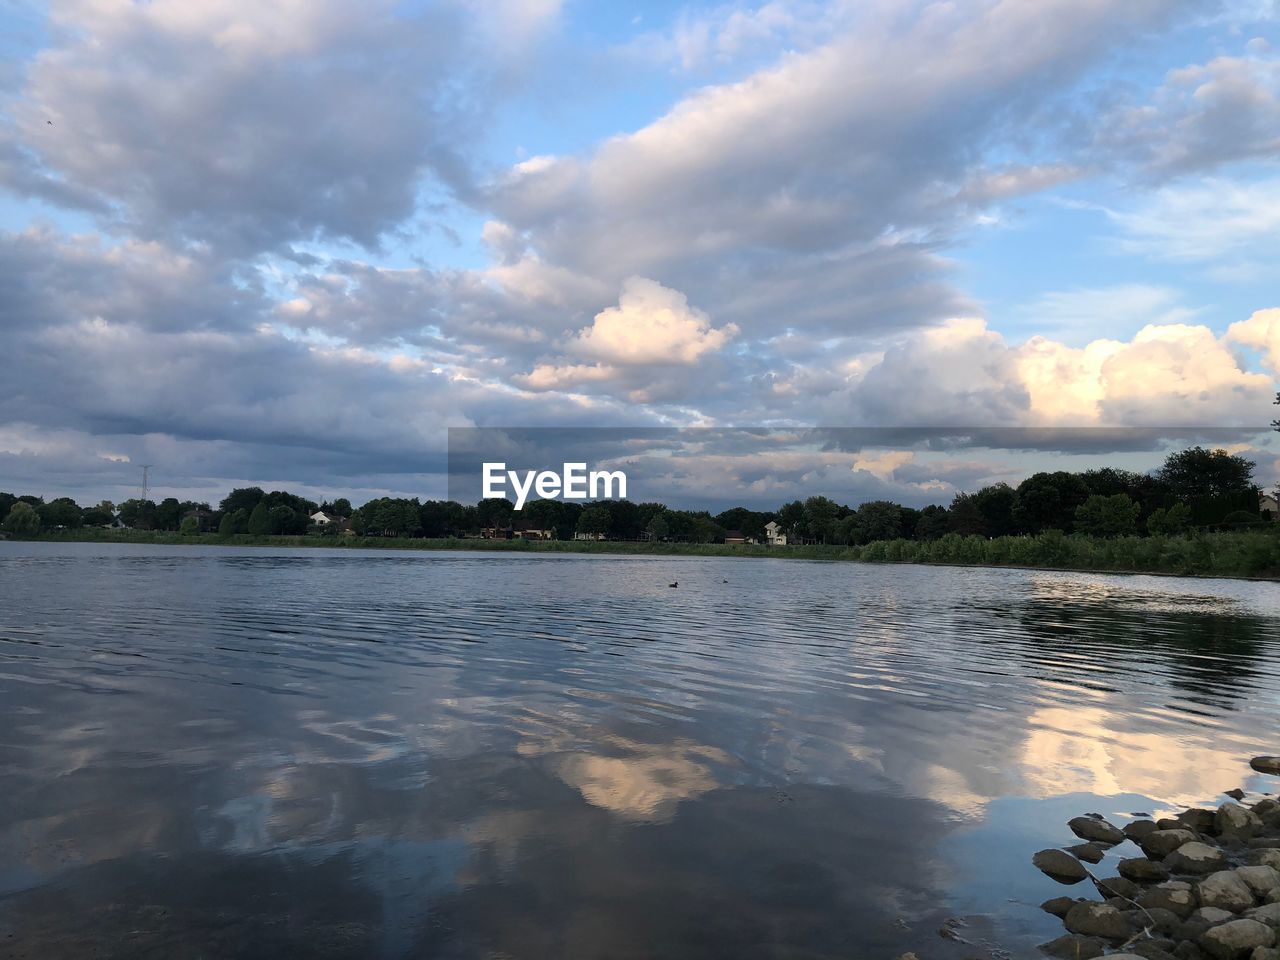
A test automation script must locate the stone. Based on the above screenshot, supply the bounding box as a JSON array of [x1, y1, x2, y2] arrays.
[[1200, 871, 1260, 913], [1246, 902, 1280, 928], [1064, 900, 1134, 940], [1175, 942, 1208, 960], [1070, 815, 1126, 845], [1228, 790, 1249, 801], [1219, 803, 1264, 843], [1181, 809, 1220, 833], [1122, 857, 1173, 882], [1236, 866, 1280, 898], [1160, 818, 1187, 829], [1132, 941, 1180, 960], [1039, 933, 1106, 958], [1098, 876, 1142, 900], [1035, 848, 1089, 883], [1198, 907, 1244, 924], [1140, 882, 1198, 918], [1253, 799, 1280, 826], [1249, 947, 1280, 960], [1250, 757, 1280, 776], [1146, 829, 1201, 858], [1250, 852, 1280, 872], [1167, 843, 1230, 875], [1200, 919, 1275, 959], [1069, 842, 1107, 863], [1251, 840, 1280, 850], [1042, 895, 1080, 917], [1134, 906, 1185, 937], [1126, 820, 1161, 841]]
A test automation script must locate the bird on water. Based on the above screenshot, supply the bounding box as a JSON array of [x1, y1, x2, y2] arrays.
[[668, 581, 678, 588]]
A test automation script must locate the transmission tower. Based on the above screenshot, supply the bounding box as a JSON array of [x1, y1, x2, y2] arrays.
[[140, 464, 152, 503]]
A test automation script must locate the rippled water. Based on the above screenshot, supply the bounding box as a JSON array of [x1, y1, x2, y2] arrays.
[[1, 542, 1278, 959]]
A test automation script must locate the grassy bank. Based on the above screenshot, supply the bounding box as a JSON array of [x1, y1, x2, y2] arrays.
[[18, 526, 1280, 579]]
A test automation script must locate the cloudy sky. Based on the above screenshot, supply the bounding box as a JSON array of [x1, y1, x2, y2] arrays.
[[1, 0, 1278, 508]]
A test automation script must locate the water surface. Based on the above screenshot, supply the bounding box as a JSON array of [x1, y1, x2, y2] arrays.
[[2, 542, 1279, 959]]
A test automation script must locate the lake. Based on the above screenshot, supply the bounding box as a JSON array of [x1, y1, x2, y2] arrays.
[[1, 542, 1278, 959]]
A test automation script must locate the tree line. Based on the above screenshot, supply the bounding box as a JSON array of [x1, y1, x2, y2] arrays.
[[0, 446, 1270, 543]]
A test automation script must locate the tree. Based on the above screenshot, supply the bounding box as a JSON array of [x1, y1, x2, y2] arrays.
[[972, 483, 1018, 537], [777, 500, 805, 540], [219, 508, 249, 536], [179, 516, 200, 535], [2, 501, 41, 537], [1074, 494, 1139, 538], [247, 502, 273, 535], [155, 497, 183, 530], [220, 487, 265, 514], [802, 496, 841, 543], [0, 492, 16, 519], [353, 498, 421, 537], [948, 493, 987, 536], [117, 499, 156, 529], [268, 505, 296, 535], [1157, 447, 1255, 501], [1146, 502, 1191, 536], [915, 505, 950, 540], [852, 500, 903, 544], [321, 498, 352, 517], [646, 512, 670, 541], [476, 497, 515, 529], [38, 497, 83, 529], [81, 507, 113, 527], [1012, 472, 1090, 533], [576, 505, 612, 539]]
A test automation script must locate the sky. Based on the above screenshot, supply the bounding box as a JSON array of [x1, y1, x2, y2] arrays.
[[0, 0, 1278, 509]]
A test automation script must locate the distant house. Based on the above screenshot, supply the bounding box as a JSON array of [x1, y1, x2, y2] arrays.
[[1261, 493, 1278, 518], [481, 526, 513, 540], [515, 528, 554, 540], [574, 531, 605, 541], [182, 508, 215, 532], [723, 530, 756, 545], [310, 510, 337, 525], [764, 520, 788, 546]]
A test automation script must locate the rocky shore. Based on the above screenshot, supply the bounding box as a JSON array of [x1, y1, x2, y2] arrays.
[[1031, 756, 1280, 960]]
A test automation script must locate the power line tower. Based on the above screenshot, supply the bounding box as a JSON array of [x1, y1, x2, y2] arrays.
[[140, 464, 152, 504]]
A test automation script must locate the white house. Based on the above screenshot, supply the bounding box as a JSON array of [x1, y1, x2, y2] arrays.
[[764, 520, 788, 546], [310, 510, 336, 525], [1261, 493, 1278, 518]]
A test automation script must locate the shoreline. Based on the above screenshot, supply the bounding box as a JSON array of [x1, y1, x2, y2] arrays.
[[11, 529, 1280, 583]]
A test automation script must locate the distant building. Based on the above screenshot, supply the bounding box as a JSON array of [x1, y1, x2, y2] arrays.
[[515, 528, 555, 540], [481, 526, 513, 540], [574, 531, 605, 541], [723, 530, 756, 545], [1261, 493, 1278, 518], [764, 520, 788, 546], [182, 508, 215, 532], [310, 510, 338, 526]]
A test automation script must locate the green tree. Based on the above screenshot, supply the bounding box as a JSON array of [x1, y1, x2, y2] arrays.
[[476, 497, 515, 529], [219, 508, 249, 536], [220, 487, 265, 514], [576, 505, 612, 539], [915, 504, 950, 540], [1146, 502, 1191, 535], [646, 512, 670, 541], [246, 502, 273, 535], [179, 515, 200, 535], [1013, 472, 1090, 533], [948, 493, 986, 535], [1157, 446, 1255, 500], [852, 500, 903, 544], [81, 507, 113, 527], [2, 501, 41, 537], [117, 499, 156, 529], [38, 497, 83, 529], [0, 492, 17, 519], [1074, 494, 1139, 538], [802, 496, 841, 543], [155, 497, 184, 530], [268, 505, 296, 534]]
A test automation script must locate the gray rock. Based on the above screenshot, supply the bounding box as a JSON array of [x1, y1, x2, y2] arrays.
[[1099, 876, 1142, 900], [1228, 790, 1249, 802], [1069, 842, 1107, 863], [1253, 799, 1280, 829], [1168, 842, 1230, 875], [1134, 906, 1185, 937], [1181, 809, 1220, 833], [1042, 895, 1080, 917], [1035, 848, 1089, 883], [1039, 933, 1106, 958], [1200, 871, 1259, 912], [1251, 839, 1280, 850], [1250, 757, 1280, 776], [1064, 900, 1133, 940], [1198, 907, 1244, 924], [1249, 946, 1280, 960], [1219, 803, 1264, 843], [1237, 866, 1280, 898], [1132, 941, 1180, 960], [1122, 857, 1173, 882], [1250, 852, 1280, 872], [1246, 902, 1280, 928], [1070, 815, 1126, 845], [1127, 820, 1161, 841], [1146, 829, 1201, 858], [1160, 818, 1187, 830], [1200, 918, 1275, 959], [1175, 941, 1208, 960], [1140, 882, 1198, 918]]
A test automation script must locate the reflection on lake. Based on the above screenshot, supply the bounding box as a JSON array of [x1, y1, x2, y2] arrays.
[[1, 542, 1278, 958]]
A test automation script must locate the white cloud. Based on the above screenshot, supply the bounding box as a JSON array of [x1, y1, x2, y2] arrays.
[[567, 278, 738, 365], [1226, 307, 1280, 371], [1107, 176, 1280, 261]]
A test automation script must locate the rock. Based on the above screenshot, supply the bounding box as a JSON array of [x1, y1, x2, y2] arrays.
[[1168, 842, 1230, 875], [1134, 906, 1185, 937], [1069, 842, 1107, 863], [1132, 941, 1180, 960], [1236, 866, 1280, 898], [1175, 941, 1208, 960], [1140, 882, 1198, 918], [1228, 790, 1249, 801], [1251, 840, 1280, 850], [1098, 876, 1142, 900], [1070, 815, 1126, 845], [1219, 803, 1264, 843], [1200, 871, 1260, 912], [1146, 829, 1201, 858], [1127, 820, 1161, 841], [1200, 918, 1275, 959], [1251, 757, 1280, 776], [1254, 800, 1280, 830], [1250, 852, 1280, 872], [1249, 946, 1280, 960], [1182, 809, 1221, 834], [1064, 900, 1133, 940], [1246, 902, 1280, 928], [1039, 933, 1106, 958], [1035, 848, 1089, 883], [1122, 857, 1173, 882], [1160, 818, 1187, 830], [1197, 907, 1244, 925], [1042, 895, 1080, 917]]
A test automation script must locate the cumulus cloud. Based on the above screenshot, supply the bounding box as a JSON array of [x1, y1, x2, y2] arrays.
[[567, 278, 738, 365]]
